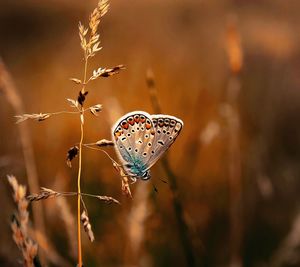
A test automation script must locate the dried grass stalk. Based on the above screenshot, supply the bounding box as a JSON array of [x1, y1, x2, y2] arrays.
[[8, 175, 39, 267], [79, 0, 109, 58]]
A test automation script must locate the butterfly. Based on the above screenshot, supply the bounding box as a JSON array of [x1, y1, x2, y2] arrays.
[[112, 111, 183, 182]]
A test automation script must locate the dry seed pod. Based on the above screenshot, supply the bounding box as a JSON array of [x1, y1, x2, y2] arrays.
[[67, 98, 79, 108], [95, 195, 120, 205], [70, 78, 82, 84], [77, 91, 88, 106], [81, 210, 95, 242], [90, 104, 102, 116], [95, 139, 114, 147], [66, 146, 79, 168], [15, 113, 51, 124], [27, 187, 60, 202]]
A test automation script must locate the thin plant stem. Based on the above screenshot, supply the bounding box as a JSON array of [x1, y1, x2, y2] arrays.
[[77, 52, 88, 267], [77, 121, 84, 267]]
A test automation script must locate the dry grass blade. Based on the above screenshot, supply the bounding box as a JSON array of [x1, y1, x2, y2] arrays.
[[81, 210, 95, 242], [8, 175, 40, 267], [15, 113, 51, 124], [27, 187, 61, 202]]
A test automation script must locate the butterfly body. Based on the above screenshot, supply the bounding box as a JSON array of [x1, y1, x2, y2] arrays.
[[112, 111, 183, 181]]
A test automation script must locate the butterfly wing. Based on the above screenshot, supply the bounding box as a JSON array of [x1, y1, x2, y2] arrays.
[[145, 114, 183, 169], [112, 111, 155, 177]]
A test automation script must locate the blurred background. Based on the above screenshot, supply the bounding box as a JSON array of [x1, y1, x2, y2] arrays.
[[1, 0, 300, 266]]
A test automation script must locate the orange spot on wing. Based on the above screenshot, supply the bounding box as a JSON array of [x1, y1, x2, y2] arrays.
[[122, 123, 129, 130], [146, 123, 151, 130], [127, 118, 134, 125]]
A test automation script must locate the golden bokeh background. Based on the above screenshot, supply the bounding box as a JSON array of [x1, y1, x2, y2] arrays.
[[1, 0, 300, 266]]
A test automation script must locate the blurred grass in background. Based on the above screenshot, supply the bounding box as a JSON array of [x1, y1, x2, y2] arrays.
[[1, 0, 300, 266]]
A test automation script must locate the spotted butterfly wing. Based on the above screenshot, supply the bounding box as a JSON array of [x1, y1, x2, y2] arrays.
[[145, 115, 183, 168], [112, 111, 155, 179]]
